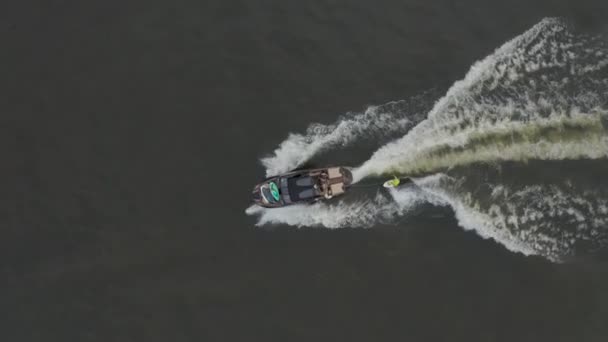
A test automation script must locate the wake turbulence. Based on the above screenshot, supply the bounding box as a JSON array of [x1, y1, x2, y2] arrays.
[[247, 18, 608, 261]]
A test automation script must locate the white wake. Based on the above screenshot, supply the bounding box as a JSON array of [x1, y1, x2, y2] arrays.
[[247, 18, 608, 261]]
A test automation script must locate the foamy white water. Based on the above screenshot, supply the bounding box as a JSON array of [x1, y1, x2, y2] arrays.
[[245, 186, 430, 229], [247, 18, 608, 261], [353, 18, 608, 180], [414, 172, 608, 261], [261, 97, 433, 177]]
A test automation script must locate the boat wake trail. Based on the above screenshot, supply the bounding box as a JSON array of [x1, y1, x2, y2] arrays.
[[353, 18, 608, 180], [247, 18, 608, 261], [415, 166, 608, 261], [246, 184, 438, 228], [261, 94, 435, 177]]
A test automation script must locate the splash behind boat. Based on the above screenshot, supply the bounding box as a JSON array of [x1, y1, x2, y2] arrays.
[[252, 167, 353, 208]]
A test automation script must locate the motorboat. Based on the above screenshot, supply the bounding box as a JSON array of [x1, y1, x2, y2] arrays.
[[252, 166, 353, 208]]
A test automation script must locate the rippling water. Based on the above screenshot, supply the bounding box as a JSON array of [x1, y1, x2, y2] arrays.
[[5, 2, 608, 341]]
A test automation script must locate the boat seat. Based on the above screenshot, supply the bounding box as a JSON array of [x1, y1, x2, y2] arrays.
[[279, 178, 291, 203], [295, 176, 314, 187], [328, 167, 341, 179], [330, 183, 344, 196], [298, 188, 315, 199]]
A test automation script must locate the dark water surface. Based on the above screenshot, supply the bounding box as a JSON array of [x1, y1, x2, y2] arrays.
[[3, 0, 608, 341]]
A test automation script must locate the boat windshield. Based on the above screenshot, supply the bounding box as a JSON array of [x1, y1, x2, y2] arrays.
[[261, 182, 281, 203]]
